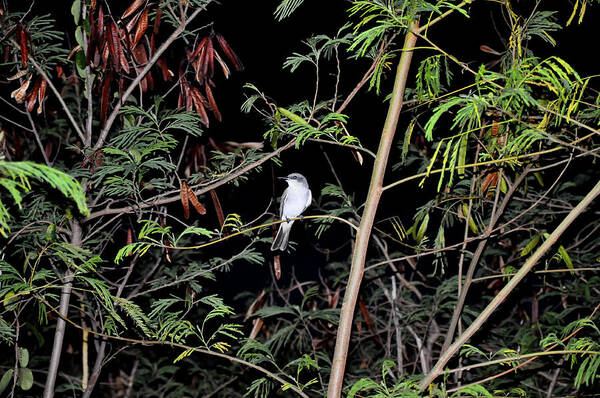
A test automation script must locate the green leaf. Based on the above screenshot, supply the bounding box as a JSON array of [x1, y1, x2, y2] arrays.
[[347, 378, 379, 397], [46, 224, 57, 242], [75, 26, 84, 48], [416, 213, 429, 243], [17, 347, 29, 368], [557, 245, 574, 273], [75, 50, 86, 78], [18, 368, 33, 391], [71, 0, 81, 25], [521, 234, 541, 257], [0, 369, 14, 395]]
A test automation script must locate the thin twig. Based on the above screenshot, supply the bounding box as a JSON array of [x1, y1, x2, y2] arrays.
[[25, 110, 50, 165], [26, 54, 86, 144]]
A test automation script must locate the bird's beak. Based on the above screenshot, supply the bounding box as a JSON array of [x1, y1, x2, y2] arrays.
[[277, 176, 287, 181]]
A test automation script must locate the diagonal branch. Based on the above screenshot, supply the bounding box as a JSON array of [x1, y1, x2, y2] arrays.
[[85, 139, 297, 221], [419, 177, 600, 389], [27, 55, 87, 144]]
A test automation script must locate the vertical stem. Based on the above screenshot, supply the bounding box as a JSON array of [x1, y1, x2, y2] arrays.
[[419, 177, 600, 389], [442, 168, 528, 354], [327, 21, 419, 398], [43, 220, 82, 398]]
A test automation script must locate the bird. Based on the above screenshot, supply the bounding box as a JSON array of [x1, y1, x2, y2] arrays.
[[271, 173, 312, 251]]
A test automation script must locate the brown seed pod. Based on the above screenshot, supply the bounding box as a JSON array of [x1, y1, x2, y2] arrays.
[[180, 181, 190, 219]]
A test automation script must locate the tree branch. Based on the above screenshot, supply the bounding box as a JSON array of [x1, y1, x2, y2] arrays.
[[327, 20, 419, 398], [85, 139, 297, 221], [43, 220, 82, 398], [419, 177, 600, 389]]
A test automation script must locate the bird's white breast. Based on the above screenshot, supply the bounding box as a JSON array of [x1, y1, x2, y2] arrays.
[[282, 183, 311, 219]]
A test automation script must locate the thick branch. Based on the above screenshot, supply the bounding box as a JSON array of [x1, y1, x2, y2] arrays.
[[419, 177, 600, 389], [326, 20, 419, 398]]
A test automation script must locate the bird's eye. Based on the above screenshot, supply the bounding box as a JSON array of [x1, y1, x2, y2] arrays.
[[291, 176, 296, 179]]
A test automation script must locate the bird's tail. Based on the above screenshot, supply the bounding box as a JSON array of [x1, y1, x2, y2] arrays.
[[271, 221, 294, 251]]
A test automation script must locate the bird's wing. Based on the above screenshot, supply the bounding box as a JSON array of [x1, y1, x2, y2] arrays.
[[279, 187, 288, 218], [305, 188, 312, 211]]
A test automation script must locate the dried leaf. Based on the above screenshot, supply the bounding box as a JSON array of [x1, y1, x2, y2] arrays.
[[180, 181, 190, 219], [249, 318, 264, 339], [213, 51, 230, 79], [121, 0, 144, 19], [26, 78, 41, 112], [133, 6, 148, 47], [164, 240, 171, 262], [210, 189, 225, 229], [37, 78, 47, 114], [86, 11, 97, 64], [273, 255, 281, 280], [191, 36, 208, 59], [481, 171, 498, 198], [67, 44, 82, 60], [204, 36, 213, 79], [108, 24, 121, 72], [56, 65, 66, 80], [7, 69, 27, 81], [215, 33, 243, 71], [11, 79, 30, 103], [490, 120, 499, 136], [358, 298, 382, 345], [146, 71, 154, 90], [19, 25, 28, 67], [186, 185, 207, 215], [140, 74, 148, 92], [101, 42, 110, 71], [153, 5, 162, 34], [193, 89, 210, 126], [132, 43, 148, 65], [126, 228, 133, 245], [125, 9, 141, 33], [183, 84, 193, 111], [100, 72, 112, 123], [204, 84, 221, 121], [116, 25, 131, 74], [329, 287, 340, 308], [97, 5, 105, 37], [45, 141, 52, 158], [480, 44, 501, 55], [157, 58, 173, 81]]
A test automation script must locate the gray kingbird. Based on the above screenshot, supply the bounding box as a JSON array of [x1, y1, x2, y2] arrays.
[[271, 173, 312, 251]]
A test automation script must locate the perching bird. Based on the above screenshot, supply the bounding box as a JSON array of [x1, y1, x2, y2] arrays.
[[271, 173, 312, 251]]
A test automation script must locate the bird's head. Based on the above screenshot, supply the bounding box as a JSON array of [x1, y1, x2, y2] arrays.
[[278, 173, 308, 187]]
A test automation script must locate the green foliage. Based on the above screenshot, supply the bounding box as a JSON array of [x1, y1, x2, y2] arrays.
[[0, 161, 88, 236], [93, 101, 203, 198], [274, 0, 305, 21]]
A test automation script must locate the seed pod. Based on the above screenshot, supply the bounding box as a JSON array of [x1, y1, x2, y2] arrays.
[[180, 181, 190, 219]]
